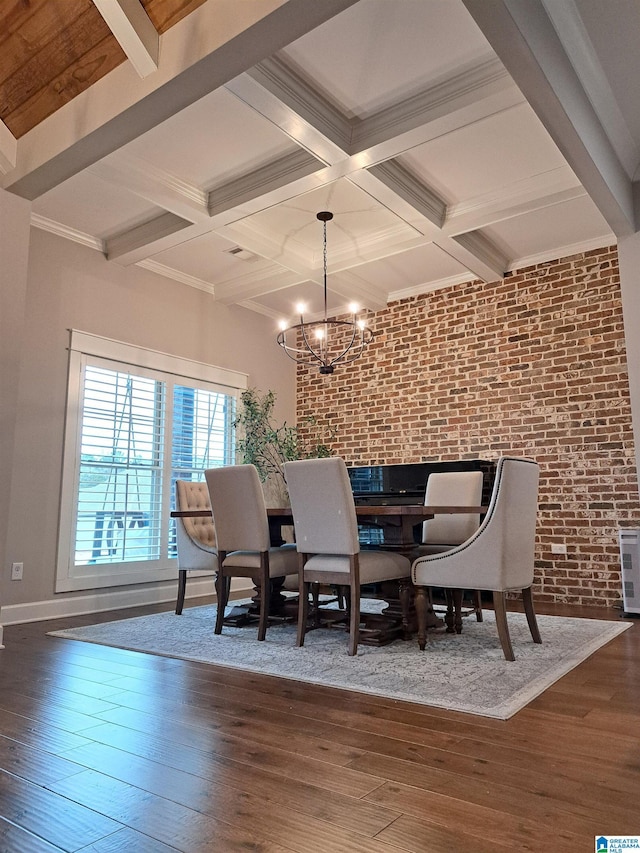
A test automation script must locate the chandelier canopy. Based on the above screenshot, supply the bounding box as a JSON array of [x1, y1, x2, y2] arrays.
[[276, 211, 374, 374]]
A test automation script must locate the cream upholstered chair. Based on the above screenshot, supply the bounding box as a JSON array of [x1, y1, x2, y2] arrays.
[[174, 480, 218, 615], [284, 456, 411, 656], [204, 464, 298, 641], [412, 457, 541, 661], [418, 470, 485, 623]]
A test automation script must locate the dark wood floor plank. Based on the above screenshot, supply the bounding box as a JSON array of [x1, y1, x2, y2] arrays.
[[76, 826, 180, 852], [376, 813, 522, 853], [0, 687, 118, 734], [0, 707, 93, 755], [365, 781, 585, 849], [0, 768, 123, 851], [0, 817, 66, 853], [350, 750, 638, 830], [0, 733, 86, 787]]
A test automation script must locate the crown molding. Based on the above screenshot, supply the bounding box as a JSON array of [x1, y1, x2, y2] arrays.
[[135, 258, 215, 295], [368, 160, 446, 229], [388, 272, 477, 302], [507, 234, 616, 272], [30, 214, 104, 252], [208, 149, 322, 217], [235, 299, 282, 321]]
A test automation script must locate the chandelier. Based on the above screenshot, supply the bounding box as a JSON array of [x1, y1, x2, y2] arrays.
[[276, 211, 374, 374]]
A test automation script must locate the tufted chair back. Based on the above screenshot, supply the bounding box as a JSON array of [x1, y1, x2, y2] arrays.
[[174, 479, 218, 615], [176, 480, 216, 548]]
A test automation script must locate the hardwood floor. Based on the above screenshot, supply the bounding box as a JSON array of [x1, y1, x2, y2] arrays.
[[0, 598, 638, 852]]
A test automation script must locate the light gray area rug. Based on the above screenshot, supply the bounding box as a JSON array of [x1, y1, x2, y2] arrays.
[[49, 602, 630, 719]]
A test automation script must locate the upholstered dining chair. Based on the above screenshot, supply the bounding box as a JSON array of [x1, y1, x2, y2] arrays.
[[174, 480, 218, 615], [284, 456, 411, 656], [418, 470, 485, 623], [204, 464, 298, 641], [411, 456, 542, 661]]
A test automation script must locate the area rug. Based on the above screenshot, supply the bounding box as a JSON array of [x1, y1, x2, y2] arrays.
[[48, 602, 630, 719]]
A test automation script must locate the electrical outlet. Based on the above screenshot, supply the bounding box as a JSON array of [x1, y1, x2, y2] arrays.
[[11, 562, 23, 581], [551, 543, 567, 555]]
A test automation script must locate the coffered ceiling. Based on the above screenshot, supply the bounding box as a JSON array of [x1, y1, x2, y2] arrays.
[[2, 0, 636, 323]]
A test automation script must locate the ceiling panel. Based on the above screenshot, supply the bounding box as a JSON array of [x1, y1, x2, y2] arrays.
[[483, 195, 614, 266], [280, 0, 491, 119], [117, 87, 299, 188], [32, 171, 161, 238]]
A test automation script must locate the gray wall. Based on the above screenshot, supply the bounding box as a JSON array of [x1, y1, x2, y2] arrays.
[[1, 205, 295, 622]]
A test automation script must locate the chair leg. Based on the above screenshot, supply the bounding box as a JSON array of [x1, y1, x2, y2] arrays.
[[176, 570, 187, 615], [296, 556, 309, 648], [522, 586, 542, 644], [492, 591, 515, 661], [257, 554, 270, 641], [472, 589, 483, 622], [398, 577, 412, 640], [415, 585, 428, 650], [348, 578, 360, 656], [214, 567, 228, 635], [452, 588, 463, 634], [444, 589, 455, 633], [312, 582, 320, 627]]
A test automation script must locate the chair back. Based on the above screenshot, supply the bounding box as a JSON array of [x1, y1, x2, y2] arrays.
[[284, 457, 360, 555], [422, 470, 484, 545], [204, 464, 270, 553], [465, 456, 539, 589], [175, 480, 216, 548]]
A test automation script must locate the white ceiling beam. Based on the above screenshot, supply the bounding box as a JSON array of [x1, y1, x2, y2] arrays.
[[105, 212, 195, 261], [462, 0, 636, 237], [0, 120, 17, 175], [90, 153, 209, 221], [445, 231, 508, 282], [92, 0, 159, 78]]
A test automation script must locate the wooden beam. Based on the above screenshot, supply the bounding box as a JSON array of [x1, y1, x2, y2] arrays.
[[92, 0, 159, 78], [0, 120, 17, 175]]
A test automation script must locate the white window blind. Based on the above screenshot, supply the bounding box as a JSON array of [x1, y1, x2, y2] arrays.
[[57, 332, 246, 592]]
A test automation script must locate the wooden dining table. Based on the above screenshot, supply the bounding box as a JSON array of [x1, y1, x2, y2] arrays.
[[171, 503, 487, 645]]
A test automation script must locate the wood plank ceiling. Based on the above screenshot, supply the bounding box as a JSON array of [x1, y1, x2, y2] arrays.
[[0, 0, 205, 137]]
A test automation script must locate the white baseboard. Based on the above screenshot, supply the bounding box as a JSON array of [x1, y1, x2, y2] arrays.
[[0, 577, 253, 627]]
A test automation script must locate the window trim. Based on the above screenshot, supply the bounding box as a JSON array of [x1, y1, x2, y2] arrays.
[[56, 331, 247, 593]]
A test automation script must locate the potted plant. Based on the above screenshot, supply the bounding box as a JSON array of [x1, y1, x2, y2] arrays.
[[234, 388, 334, 504]]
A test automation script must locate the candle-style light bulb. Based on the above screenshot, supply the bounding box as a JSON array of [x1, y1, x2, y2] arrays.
[[315, 327, 325, 340], [348, 302, 359, 315], [357, 318, 366, 330], [278, 319, 288, 331], [295, 302, 306, 316]]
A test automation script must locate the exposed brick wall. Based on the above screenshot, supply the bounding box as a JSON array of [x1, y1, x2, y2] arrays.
[[297, 245, 640, 607]]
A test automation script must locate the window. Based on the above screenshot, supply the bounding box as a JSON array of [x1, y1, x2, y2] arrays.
[[57, 332, 246, 592]]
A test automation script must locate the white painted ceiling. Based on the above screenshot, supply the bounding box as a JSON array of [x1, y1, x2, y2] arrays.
[[6, 0, 638, 327]]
